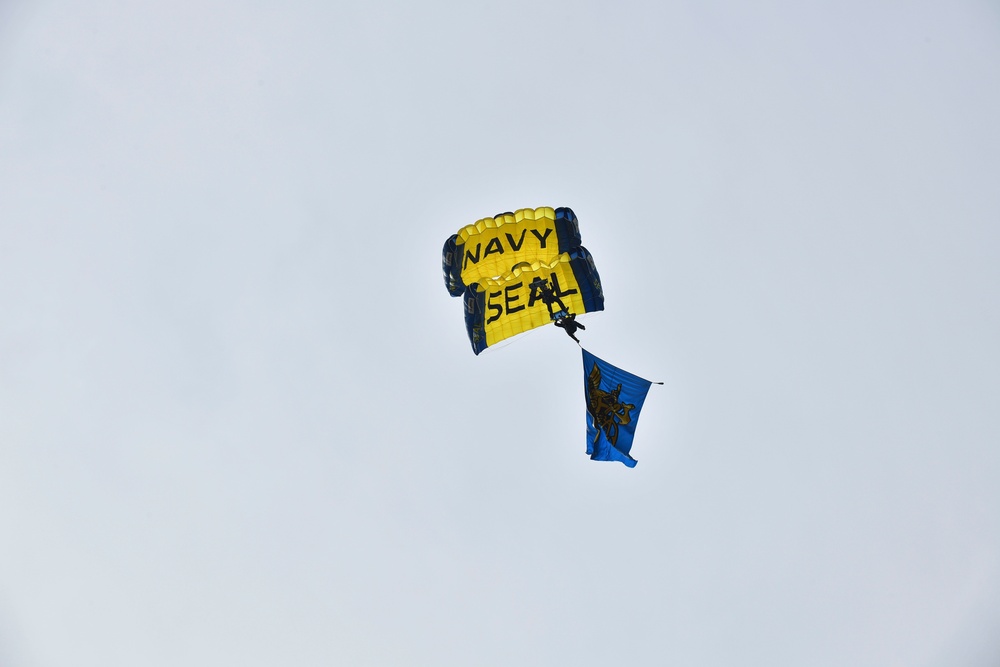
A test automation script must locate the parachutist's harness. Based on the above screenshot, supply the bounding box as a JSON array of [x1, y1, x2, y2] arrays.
[[529, 276, 586, 343]]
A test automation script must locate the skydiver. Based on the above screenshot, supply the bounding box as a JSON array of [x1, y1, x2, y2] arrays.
[[528, 276, 586, 342], [554, 313, 586, 343]]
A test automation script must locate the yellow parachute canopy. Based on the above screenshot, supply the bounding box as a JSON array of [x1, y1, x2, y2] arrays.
[[454, 207, 563, 285], [442, 207, 604, 354]]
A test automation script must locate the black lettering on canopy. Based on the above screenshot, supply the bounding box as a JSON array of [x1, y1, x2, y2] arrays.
[[463, 227, 554, 272], [527, 277, 547, 308], [550, 272, 578, 298], [463, 243, 481, 270], [529, 228, 553, 248], [483, 237, 504, 259], [486, 291, 503, 323], [504, 281, 525, 314], [505, 230, 527, 251]]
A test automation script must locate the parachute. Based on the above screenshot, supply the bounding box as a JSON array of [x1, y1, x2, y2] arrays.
[[442, 207, 604, 354], [441, 206, 659, 466]]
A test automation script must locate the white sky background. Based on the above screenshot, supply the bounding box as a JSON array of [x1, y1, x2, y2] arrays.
[[2, 0, 999, 664]]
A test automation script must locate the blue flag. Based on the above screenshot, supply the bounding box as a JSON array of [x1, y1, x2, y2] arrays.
[[582, 349, 653, 467]]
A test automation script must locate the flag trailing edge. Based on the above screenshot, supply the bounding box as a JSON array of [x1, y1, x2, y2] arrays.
[[582, 349, 654, 467]]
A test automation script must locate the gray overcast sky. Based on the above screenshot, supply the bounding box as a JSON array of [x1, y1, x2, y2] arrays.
[[2, 1, 999, 665]]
